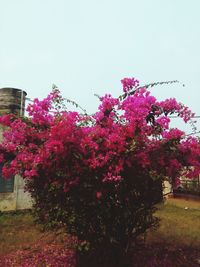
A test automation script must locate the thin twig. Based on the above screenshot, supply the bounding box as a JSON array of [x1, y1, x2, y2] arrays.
[[119, 80, 181, 101]]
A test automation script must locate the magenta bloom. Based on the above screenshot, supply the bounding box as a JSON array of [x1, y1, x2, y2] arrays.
[[121, 77, 139, 92], [96, 191, 102, 199]]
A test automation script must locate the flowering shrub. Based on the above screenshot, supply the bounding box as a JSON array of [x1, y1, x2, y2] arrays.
[[0, 78, 200, 264]]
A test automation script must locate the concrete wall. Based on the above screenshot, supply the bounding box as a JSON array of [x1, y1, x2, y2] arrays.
[[15, 176, 33, 210], [0, 88, 26, 116], [163, 180, 173, 196], [0, 175, 33, 212]]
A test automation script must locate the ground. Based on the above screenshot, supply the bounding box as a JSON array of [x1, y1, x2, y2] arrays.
[[0, 197, 199, 266]]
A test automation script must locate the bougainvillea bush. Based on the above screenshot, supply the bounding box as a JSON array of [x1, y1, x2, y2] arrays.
[[0, 78, 200, 265]]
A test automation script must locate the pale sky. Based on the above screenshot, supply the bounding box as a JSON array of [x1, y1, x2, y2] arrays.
[[0, 0, 200, 134]]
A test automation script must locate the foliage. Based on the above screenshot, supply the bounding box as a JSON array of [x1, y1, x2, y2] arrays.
[[0, 77, 200, 263]]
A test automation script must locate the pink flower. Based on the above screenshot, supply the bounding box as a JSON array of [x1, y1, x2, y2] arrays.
[[162, 128, 184, 139], [96, 191, 102, 199], [156, 116, 170, 129], [121, 77, 139, 92], [24, 169, 38, 178]]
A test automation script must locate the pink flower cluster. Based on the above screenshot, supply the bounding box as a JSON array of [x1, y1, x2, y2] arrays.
[[0, 77, 199, 192], [121, 77, 139, 92]]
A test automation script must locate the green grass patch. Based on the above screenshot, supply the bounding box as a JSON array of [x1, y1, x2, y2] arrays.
[[147, 198, 200, 248]]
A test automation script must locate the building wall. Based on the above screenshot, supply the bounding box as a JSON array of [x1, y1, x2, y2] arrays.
[[15, 175, 33, 210], [163, 180, 172, 196], [0, 175, 32, 211]]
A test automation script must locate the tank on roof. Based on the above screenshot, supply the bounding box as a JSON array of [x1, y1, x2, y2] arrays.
[[0, 88, 27, 116]]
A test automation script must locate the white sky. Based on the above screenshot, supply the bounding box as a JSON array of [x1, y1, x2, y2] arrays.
[[0, 0, 200, 134]]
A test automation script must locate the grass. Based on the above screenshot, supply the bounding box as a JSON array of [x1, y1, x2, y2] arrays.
[[0, 212, 70, 256], [0, 197, 199, 266], [0, 212, 75, 267], [147, 197, 200, 248], [0, 212, 40, 255]]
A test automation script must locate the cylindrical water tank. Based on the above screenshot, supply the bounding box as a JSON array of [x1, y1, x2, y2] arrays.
[[0, 88, 27, 116]]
